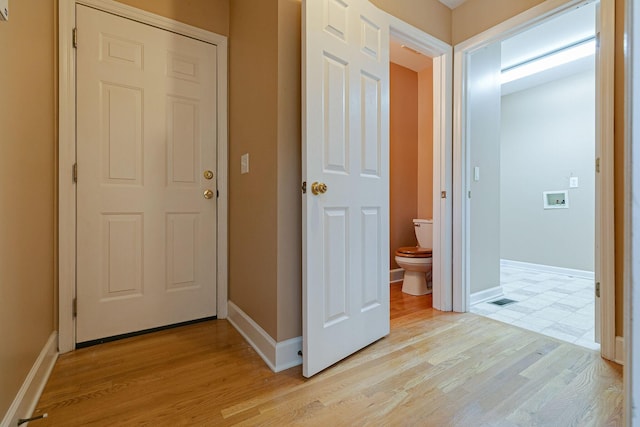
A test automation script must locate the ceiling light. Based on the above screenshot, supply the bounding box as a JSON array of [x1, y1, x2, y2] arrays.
[[501, 38, 596, 84]]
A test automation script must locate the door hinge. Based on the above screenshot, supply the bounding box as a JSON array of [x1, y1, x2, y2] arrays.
[[72, 163, 78, 183], [72, 298, 77, 317], [72, 27, 78, 48], [468, 190, 471, 199], [596, 282, 601, 298], [596, 157, 600, 173], [441, 191, 447, 199], [596, 32, 601, 49], [301, 181, 307, 194]]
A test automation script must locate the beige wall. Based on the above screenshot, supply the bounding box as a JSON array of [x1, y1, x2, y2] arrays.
[[451, 0, 543, 44], [115, 0, 229, 35], [229, 0, 279, 339], [370, 0, 452, 44], [0, 0, 56, 416], [229, 0, 302, 342], [390, 63, 419, 269], [276, 0, 302, 341], [417, 65, 434, 220]]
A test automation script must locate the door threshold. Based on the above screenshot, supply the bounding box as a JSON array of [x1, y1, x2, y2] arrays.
[[76, 316, 217, 349]]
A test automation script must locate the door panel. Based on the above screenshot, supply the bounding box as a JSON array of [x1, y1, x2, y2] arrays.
[[303, 0, 390, 377], [76, 5, 217, 343]]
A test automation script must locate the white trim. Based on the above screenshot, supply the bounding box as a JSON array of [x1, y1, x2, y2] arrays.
[[615, 336, 624, 365], [227, 301, 302, 372], [386, 13, 453, 312], [470, 286, 504, 306], [452, 44, 467, 313], [58, 0, 76, 354], [500, 259, 595, 280], [275, 336, 304, 372], [452, 0, 616, 361], [58, 0, 229, 352], [1, 333, 58, 427], [390, 268, 404, 283]]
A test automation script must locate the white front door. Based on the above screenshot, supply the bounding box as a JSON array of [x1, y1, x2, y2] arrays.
[[302, 0, 390, 377], [76, 5, 218, 343]]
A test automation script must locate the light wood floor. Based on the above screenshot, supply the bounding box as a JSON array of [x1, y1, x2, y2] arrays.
[[35, 283, 623, 426]]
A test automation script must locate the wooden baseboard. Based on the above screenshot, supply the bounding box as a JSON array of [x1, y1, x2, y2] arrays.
[[1, 332, 58, 427], [390, 268, 404, 284], [470, 286, 504, 305], [227, 301, 302, 373], [500, 259, 594, 280], [615, 336, 624, 365]]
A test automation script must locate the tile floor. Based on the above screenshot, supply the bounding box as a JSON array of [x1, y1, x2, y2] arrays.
[[470, 264, 599, 350]]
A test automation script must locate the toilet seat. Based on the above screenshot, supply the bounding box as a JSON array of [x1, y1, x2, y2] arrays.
[[395, 246, 432, 258]]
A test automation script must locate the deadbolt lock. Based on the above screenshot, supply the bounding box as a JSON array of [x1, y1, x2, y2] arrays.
[[204, 170, 214, 180]]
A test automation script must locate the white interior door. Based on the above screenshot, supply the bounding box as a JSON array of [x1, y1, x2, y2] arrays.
[[76, 5, 217, 343], [302, 0, 390, 377]]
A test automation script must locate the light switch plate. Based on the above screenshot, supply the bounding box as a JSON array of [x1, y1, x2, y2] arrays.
[[0, 0, 8, 21], [241, 153, 249, 174]]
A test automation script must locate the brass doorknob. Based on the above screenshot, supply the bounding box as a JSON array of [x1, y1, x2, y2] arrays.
[[203, 170, 214, 180], [311, 182, 327, 195], [204, 189, 214, 199]]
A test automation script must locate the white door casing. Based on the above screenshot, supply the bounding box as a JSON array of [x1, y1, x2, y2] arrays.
[[387, 21, 454, 313], [75, 4, 218, 342], [594, 0, 616, 355], [59, 0, 228, 353], [302, 0, 390, 377], [625, 0, 639, 417]]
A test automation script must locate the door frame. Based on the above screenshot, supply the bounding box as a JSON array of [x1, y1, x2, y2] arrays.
[[385, 14, 453, 311], [625, 0, 638, 419], [452, 0, 616, 360], [58, 0, 229, 353]]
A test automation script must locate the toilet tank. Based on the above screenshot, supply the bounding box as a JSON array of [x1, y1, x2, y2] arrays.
[[413, 219, 433, 249]]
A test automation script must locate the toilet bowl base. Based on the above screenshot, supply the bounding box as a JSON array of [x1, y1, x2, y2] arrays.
[[402, 270, 432, 296]]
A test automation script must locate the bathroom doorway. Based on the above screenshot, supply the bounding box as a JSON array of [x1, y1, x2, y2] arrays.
[[387, 22, 453, 314]]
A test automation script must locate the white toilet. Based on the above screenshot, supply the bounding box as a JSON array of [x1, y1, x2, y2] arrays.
[[395, 219, 433, 296]]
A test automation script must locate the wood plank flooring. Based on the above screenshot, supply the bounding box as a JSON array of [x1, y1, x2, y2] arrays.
[[34, 283, 623, 426]]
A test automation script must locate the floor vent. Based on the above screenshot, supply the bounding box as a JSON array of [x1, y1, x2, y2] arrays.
[[489, 298, 517, 306]]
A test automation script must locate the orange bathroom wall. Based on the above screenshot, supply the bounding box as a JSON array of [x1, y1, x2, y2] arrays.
[[417, 64, 434, 220], [390, 63, 419, 269]]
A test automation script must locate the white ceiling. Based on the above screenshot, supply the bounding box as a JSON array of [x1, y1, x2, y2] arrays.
[[501, 2, 596, 69], [438, 0, 468, 9], [501, 2, 596, 95]]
